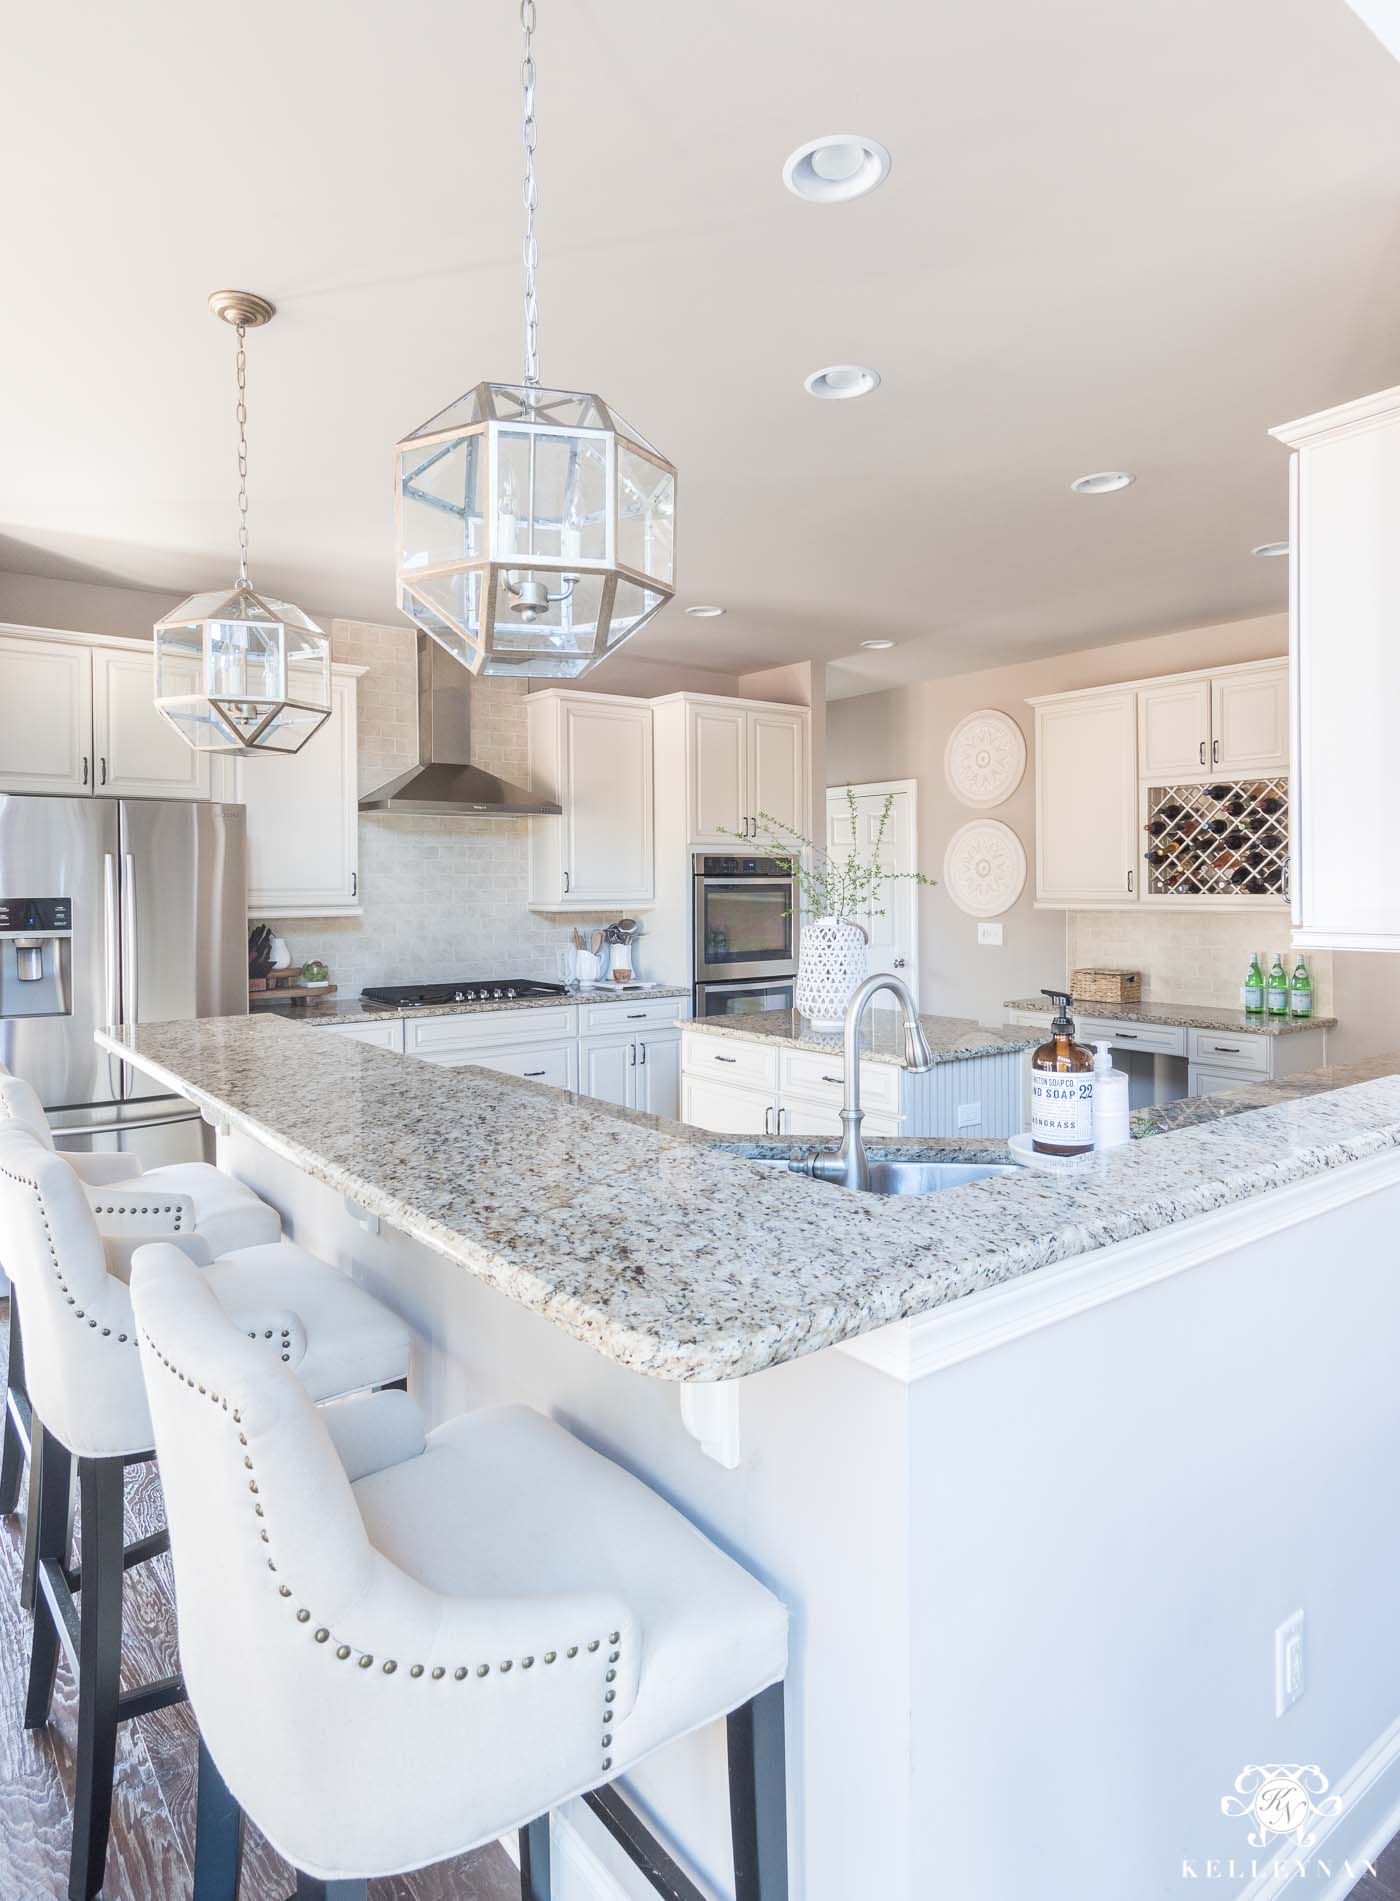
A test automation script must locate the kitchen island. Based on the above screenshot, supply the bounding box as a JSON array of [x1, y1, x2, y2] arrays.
[[97, 1016, 1400, 1900]]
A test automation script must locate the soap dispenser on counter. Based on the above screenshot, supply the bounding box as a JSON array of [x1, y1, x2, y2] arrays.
[[1030, 989, 1095, 1157], [1091, 1042, 1130, 1149]]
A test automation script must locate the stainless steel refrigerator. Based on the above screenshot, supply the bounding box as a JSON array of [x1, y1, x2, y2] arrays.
[[0, 796, 247, 1164]]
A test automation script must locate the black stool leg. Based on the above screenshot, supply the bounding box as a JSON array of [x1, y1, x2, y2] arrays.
[[23, 1419, 71, 1730], [69, 1455, 125, 1901], [193, 1733, 245, 1901], [520, 1813, 552, 1901], [1, 1300, 27, 1515], [293, 1873, 369, 1899], [727, 1683, 789, 1901]]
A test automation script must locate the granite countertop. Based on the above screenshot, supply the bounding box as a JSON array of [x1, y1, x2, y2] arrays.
[[96, 1016, 1400, 1384], [250, 985, 691, 1025], [681, 1009, 1036, 1067], [1003, 997, 1336, 1037]]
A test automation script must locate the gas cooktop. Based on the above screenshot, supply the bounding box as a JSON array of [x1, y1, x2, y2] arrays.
[[360, 979, 568, 1008]]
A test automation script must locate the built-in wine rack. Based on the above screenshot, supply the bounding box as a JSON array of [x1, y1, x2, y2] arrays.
[[1143, 778, 1289, 900]]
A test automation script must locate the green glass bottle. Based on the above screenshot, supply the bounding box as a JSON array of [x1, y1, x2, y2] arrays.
[[1243, 954, 1265, 1015], [1290, 956, 1312, 1019], [1266, 955, 1290, 1017]]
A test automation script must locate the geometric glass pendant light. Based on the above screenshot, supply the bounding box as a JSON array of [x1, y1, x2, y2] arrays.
[[394, 2, 676, 680], [154, 292, 332, 754]]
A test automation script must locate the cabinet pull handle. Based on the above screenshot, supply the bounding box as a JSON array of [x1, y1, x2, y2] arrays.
[[1212, 1044, 1240, 1054], [1127, 869, 1134, 893], [715, 1054, 737, 1064], [821, 1073, 843, 1085], [1213, 738, 1220, 765], [82, 756, 89, 786], [627, 1012, 646, 1019], [524, 1069, 546, 1078], [764, 1105, 773, 1135], [629, 1043, 636, 1066], [639, 1041, 647, 1065], [1199, 740, 1206, 765], [563, 869, 571, 894], [99, 757, 107, 786], [777, 1107, 786, 1133], [1115, 1032, 1137, 1040], [351, 872, 357, 897]]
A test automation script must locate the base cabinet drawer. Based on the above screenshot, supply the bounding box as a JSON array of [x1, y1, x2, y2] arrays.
[[779, 1092, 902, 1140], [453, 1040, 578, 1091], [406, 1006, 578, 1059], [779, 1048, 901, 1114], [681, 1032, 779, 1091], [1189, 1062, 1258, 1099], [1078, 1018, 1187, 1059], [1187, 1029, 1270, 1075], [318, 1020, 406, 1052], [581, 996, 688, 1035]]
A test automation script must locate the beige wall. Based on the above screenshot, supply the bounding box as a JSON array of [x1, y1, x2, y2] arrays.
[[1069, 912, 1332, 1013], [826, 613, 1291, 1026]]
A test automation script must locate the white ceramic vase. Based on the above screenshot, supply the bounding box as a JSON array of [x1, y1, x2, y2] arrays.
[[796, 917, 868, 1031]]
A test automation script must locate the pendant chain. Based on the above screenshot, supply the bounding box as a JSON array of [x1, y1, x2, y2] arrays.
[[521, 0, 540, 387], [235, 321, 250, 583]]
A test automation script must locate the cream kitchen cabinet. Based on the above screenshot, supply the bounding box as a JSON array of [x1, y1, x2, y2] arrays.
[[1031, 689, 1138, 907], [1135, 665, 1288, 782], [652, 694, 810, 848], [526, 691, 654, 910], [579, 1025, 682, 1118], [1272, 386, 1400, 950], [237, 666, 364, 917], [0, 626, 211, 799]]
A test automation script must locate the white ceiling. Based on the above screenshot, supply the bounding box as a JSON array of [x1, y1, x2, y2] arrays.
[[2, 1, 1399, 697]]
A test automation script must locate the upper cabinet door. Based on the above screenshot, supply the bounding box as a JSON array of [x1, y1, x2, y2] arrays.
[[562, 699, 654, 905], [92, 648, 212, 799], [0, 635, 93, 795], [1210, 665, 1289, 777], [1034, 691, 1138, 906], [1137, 679, 1211, 781], [748, 709, 807, 841], [240, 671, 361, 916], [688, 702, 748, 845]]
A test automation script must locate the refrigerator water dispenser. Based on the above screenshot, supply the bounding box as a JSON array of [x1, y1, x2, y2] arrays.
[[0, 897, 72, 1019]]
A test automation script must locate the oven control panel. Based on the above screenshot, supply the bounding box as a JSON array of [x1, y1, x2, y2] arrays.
[[694, 857, 792, 878]]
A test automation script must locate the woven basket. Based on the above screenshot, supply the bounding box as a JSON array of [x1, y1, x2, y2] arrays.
[[1070, 967, 1142, 1007]]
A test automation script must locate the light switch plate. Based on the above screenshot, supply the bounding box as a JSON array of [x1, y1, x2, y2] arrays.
[[977, 922, 1004, 946], [1275, 1609, 1305, 1716]]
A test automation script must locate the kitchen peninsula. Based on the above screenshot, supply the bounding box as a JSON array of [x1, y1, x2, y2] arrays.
[[98, 1013, 1400, 1899]]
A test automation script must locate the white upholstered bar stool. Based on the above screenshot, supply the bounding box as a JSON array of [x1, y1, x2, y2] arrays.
[[0, 1123, 412, 1901], [130, 1245, 791, 1901], [0, 1060, 282, 1530]]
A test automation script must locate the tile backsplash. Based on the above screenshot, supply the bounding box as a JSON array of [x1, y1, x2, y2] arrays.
[[1068, 910, 1333, 1013], [259, 619, 619, 994]]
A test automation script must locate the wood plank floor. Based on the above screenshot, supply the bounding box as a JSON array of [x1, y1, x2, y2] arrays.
[[1351, 1835, 1400, 1899], [0, 1302, 521, 1901]]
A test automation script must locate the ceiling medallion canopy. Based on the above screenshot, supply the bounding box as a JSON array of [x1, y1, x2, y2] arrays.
[[394, 2, 676, 680], [153, 293, 332, 754]]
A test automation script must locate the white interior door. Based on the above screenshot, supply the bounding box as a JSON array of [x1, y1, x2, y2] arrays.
[[825, 782, 918, 1000]]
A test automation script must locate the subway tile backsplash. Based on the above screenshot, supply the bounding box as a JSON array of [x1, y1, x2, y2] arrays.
[[259, 619, 617, 994], [1067, 910, 1333, 1012]]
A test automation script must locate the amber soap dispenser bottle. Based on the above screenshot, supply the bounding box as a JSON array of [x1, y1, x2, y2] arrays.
[[1030, 989, 1095, 1156]]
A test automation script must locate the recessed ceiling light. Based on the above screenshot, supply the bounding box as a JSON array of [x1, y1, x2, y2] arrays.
[[805, 365, 881, 400], [1250, 541, 1290, 558], [783, 134, 892, 204], [860, 639, 895, 650], [685, 604, 726, 618], [1070, 470, 1135, 494]]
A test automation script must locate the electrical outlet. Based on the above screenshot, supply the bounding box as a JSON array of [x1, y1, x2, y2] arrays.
[[1275, 1610, 1305, 1716], [956, 1103, 981, 1129], [977, 922, 1004, 946]]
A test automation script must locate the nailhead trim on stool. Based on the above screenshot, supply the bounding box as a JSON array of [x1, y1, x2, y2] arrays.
[[0, 1162, 135, 1345], [140, 1329, 621, 1775]]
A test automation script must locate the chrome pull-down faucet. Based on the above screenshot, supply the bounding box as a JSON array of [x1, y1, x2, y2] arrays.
[[790, 973, 934, 1191]]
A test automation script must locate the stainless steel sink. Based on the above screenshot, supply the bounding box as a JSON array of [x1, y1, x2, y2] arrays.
[[748, 1157, 1015, 1196]]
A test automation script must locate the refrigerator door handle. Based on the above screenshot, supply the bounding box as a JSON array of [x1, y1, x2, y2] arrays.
[[103, 853, 121, 1098], [122, 853, 138, 1030]]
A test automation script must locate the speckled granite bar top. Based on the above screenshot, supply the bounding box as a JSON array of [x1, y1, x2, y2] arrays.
[[250, 985, 691, 1025], [96, 1016, 1400, 1384], [681, 1009, 1036, 1066], [1003, 998, 1336, 1036]]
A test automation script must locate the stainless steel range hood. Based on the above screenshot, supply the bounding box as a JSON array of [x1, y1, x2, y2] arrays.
[[359, 634, 561, 816]]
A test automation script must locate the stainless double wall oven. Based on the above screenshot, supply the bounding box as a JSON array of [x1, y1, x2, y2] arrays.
[[692, 853, 799, 1018]]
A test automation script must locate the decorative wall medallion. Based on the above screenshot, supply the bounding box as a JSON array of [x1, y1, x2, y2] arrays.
[[943, 820, 1027, 917], [943, 709, 1026, 808]]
